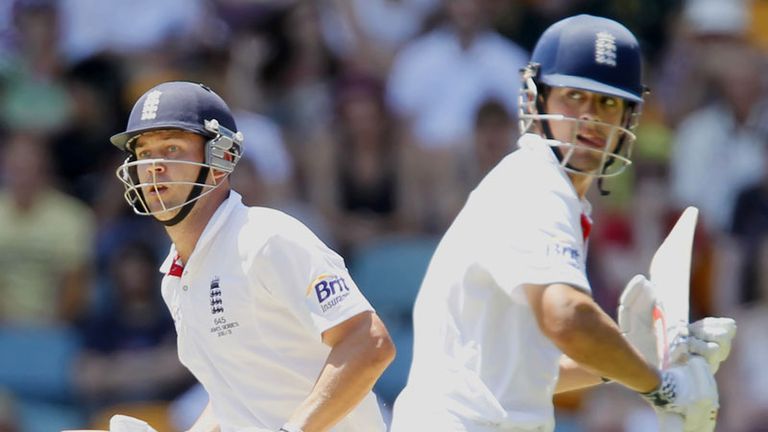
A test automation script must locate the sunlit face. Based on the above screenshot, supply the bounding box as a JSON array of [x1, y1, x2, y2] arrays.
[[544, 87, 627, 173], [131, 130, 206, 220]]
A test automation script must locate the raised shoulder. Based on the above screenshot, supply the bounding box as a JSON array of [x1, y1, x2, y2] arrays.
[[241, 207, 328, 259]]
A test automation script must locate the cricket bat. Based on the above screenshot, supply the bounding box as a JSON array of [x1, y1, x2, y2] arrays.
[[649, 206, 699, 431]]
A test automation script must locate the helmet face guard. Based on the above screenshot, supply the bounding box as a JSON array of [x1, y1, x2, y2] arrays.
[[519, 64, 639, 178], [521, 113, 635, 177], [115, 119, 244, 218]]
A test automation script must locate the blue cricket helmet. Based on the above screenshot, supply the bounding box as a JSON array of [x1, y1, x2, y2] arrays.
[[110, 81, 238, 151], [112, 81, 244, 226], [531, 14, 644, 104]]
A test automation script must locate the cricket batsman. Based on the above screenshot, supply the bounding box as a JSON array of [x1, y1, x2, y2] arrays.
[[106, 81, 395, 432], [390, 14, 736, 432]]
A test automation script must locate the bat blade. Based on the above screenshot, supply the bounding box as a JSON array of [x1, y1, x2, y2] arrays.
[[649, 206, 698, 366], [649, 206, 699, 432]]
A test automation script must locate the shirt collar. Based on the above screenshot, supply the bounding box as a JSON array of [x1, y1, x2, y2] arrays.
[[518, 133, 592, 214], [158, 190, 243, 275], [518, 133, 561, 163], [159, 243, 178, 275]]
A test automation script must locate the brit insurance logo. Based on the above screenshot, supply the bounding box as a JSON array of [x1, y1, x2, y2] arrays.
[[546, 240, 583, 270], [594, 31, 617, 67], [141, 90, 162, 120], [308, 274, 351, 313]]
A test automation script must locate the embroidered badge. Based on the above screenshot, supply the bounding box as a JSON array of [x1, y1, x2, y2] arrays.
[[141, 90, 162, 120], [210, 276, 223, 314], [207, 276, 240, 337], [595, 31, 617, 67]]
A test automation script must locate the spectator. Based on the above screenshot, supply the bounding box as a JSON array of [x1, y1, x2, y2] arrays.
[[89, 153, 169, 303], [387, 0, 527, 150], [51, 54, 126, 203], [306, 73, 408, 255], [259, 1, 339, 147], [719, 238, 768, 431], [75, 242, 191, 411], [463, 98, 517, 189], [730, 143, 768, 304], [319, 0, 441, 76], [669, 42, 768, 232], [56, 0, 207, 63], [0, 131, 94, 325], [655, 0, 750, 126], [0, 0, 71, 133], [386, 0, 528, 231]]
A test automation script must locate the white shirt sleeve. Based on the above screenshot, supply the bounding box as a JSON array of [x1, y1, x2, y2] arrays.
[[478, 191, 590, 302], [256, 229, 374, 338]]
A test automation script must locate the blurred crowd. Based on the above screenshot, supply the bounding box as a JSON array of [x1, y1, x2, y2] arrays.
[[0, 0, 766, 431]]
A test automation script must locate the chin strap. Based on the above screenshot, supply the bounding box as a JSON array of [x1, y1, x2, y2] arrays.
[[160, 166, 210, 227], [597, 178, 610, 196], [535, 89, 564, 162]]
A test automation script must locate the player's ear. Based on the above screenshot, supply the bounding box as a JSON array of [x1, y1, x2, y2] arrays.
[[204, 135, 237, 183], [211, 167, 230, 183], [537, 86, 550, 110]]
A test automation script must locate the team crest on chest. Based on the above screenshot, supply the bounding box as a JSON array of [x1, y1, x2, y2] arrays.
[[207, 276, 240, 337], [210, 276, 224, 314]]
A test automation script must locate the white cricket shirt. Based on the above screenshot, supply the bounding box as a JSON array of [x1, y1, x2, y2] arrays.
[[159, 191, 386, 432], [391, 134, 593, 432]]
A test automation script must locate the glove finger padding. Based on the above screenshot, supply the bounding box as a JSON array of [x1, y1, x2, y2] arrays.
[[667, 328, 691, 366], [688, 317, 737, 374], [618, 274, 660, 368]]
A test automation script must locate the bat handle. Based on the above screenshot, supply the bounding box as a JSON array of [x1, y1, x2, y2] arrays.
[[659, 411, 685, 431]]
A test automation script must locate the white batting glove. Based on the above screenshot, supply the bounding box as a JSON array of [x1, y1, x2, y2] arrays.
[[618, 274, 663, 368], [641, 355, 719, 432], [109, 415, 158, 432], [618, 275, 736, 372], [688, 317, 736, 374]]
